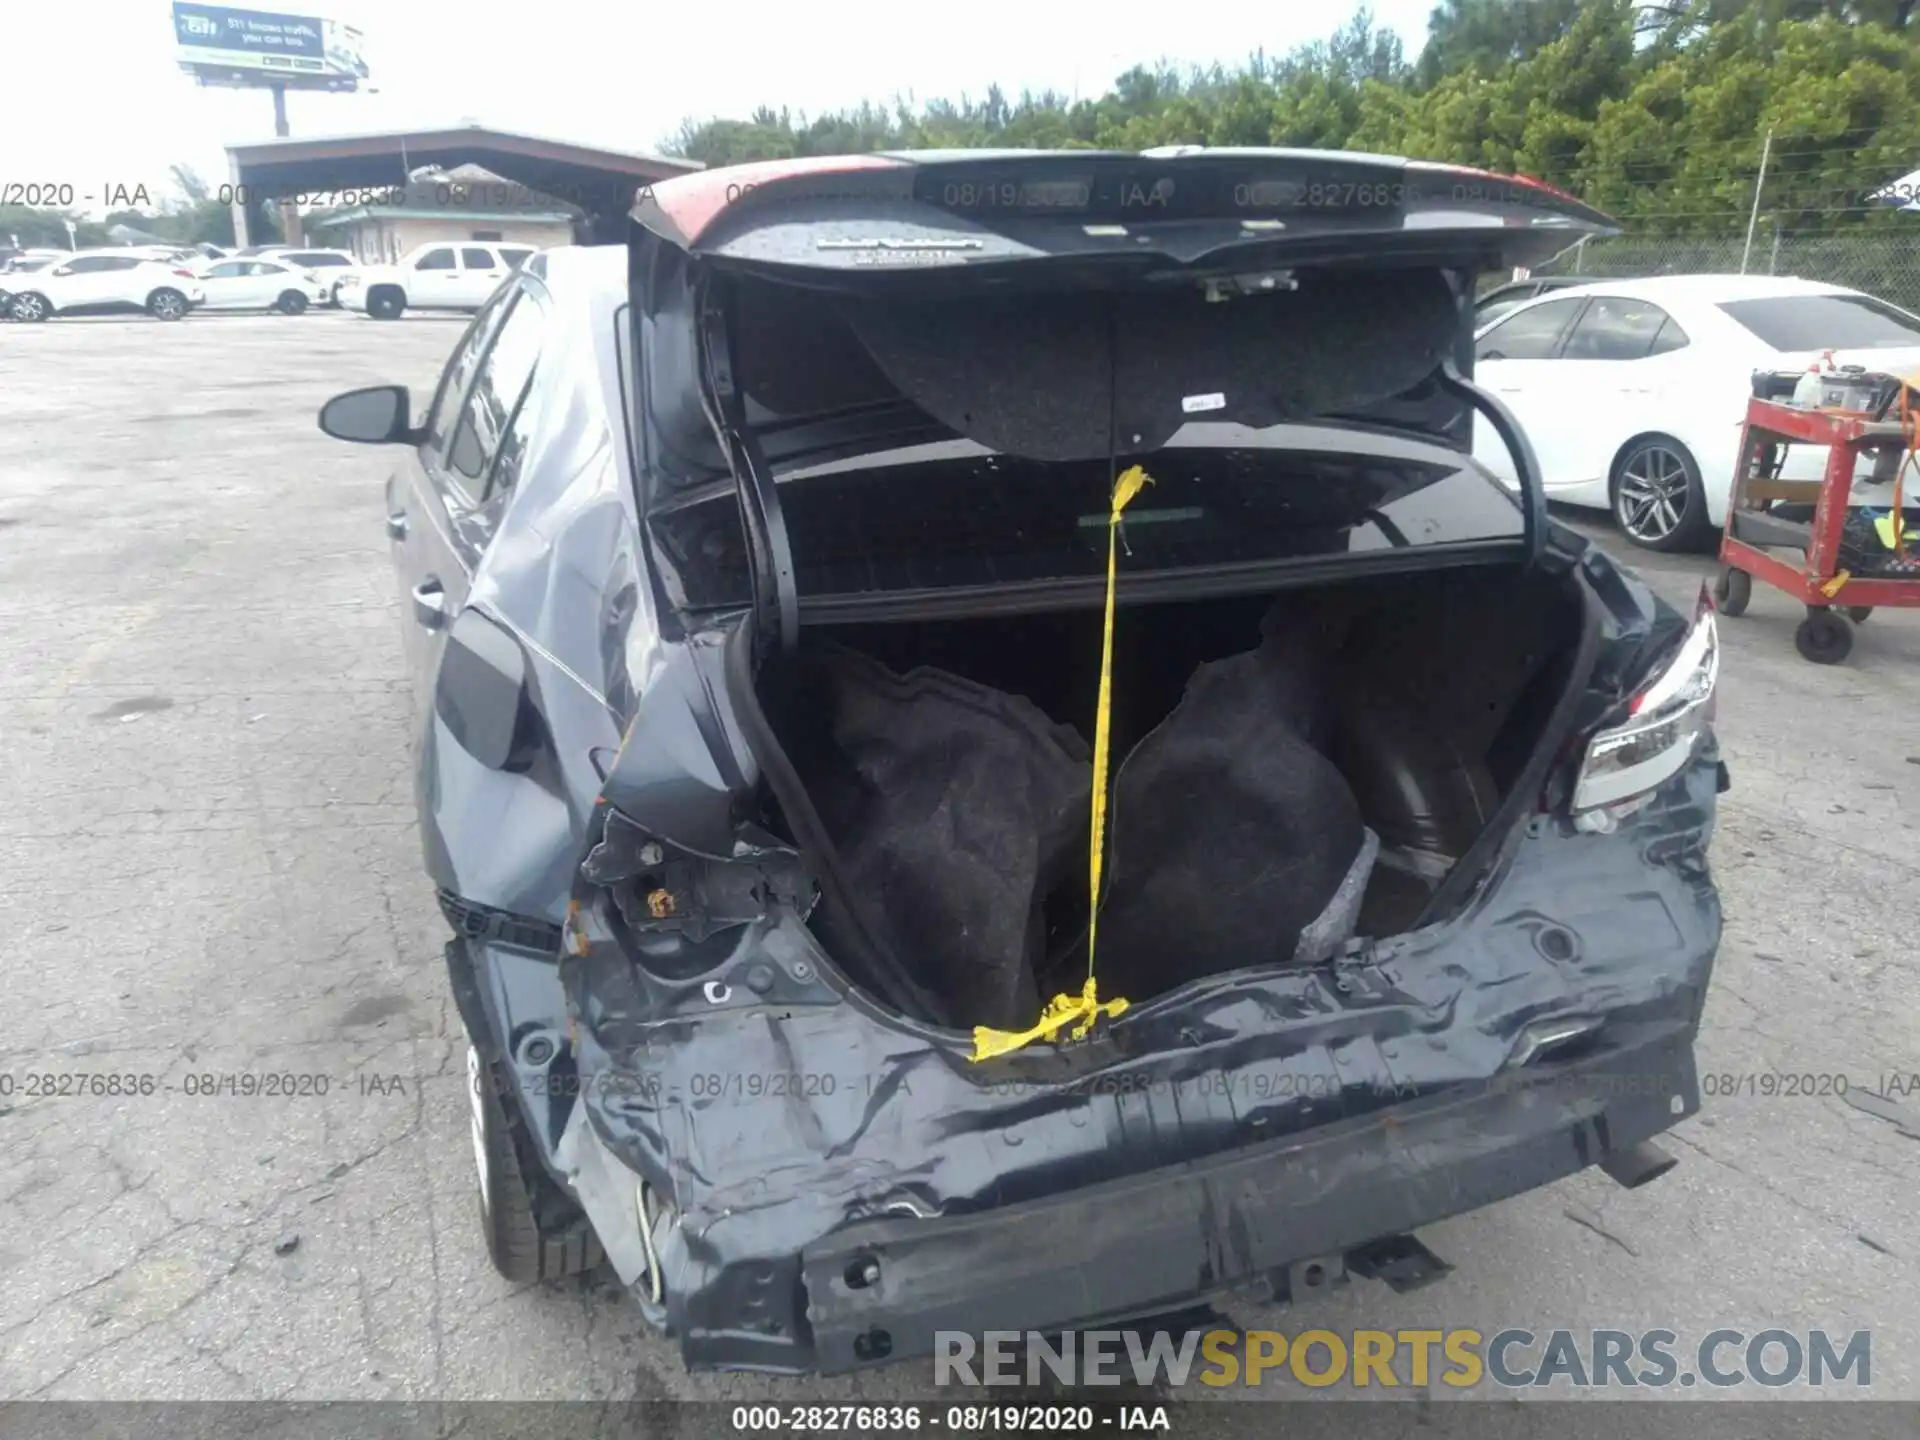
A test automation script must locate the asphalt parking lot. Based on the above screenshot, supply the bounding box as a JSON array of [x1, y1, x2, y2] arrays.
[[2, 309, 1918, 1428]]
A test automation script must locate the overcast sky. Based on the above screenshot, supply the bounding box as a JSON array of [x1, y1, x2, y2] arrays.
[[5, 0, 1436, 215]]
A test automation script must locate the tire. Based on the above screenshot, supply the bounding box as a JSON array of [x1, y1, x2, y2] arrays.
[[1713, 565, 1752, 618], [1846, 605, 1873, 624], [465, 1041, 604, 1283], [276, 290, 309, 315], [367, 288, 405, 320], [146, 288, 188, 321], [1794, 607, 1854, 665], [12, 291, 49, 322], [1611, 435, 1712, 553]]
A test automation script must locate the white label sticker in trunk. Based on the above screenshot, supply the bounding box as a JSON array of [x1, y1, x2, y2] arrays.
[[1182, 392, 1227, 414]]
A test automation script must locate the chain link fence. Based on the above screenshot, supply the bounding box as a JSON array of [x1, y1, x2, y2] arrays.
[[1527, 226, 1920, 313]]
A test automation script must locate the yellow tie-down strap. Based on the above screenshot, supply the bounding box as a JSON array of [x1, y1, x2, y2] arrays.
[[971, 465, 1152, 1063]]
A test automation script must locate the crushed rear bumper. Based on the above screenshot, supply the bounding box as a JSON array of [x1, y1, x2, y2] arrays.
[[543, 755, 1719, 1376], [794, 1025, 1694, 1373]]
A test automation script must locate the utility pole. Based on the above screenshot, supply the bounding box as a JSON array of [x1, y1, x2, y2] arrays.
[[1741, 126, 1774, 275], [272, 83, 304, 247]]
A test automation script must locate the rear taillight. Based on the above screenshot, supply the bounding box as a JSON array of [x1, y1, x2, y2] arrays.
[[1571, 583, 1719, 831], [173, 268, 196, 278]]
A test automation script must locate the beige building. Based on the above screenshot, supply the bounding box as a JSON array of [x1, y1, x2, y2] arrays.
[[307, 169, 580, 263]]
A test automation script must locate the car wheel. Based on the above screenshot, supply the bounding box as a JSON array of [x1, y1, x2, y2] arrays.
[[1611, 436, 1712, 553], [12, 291, 50, 322], [465, 1041, 605, 1283], [1794, 607, 1854, 665], [1712, 565, 1752, 618], [367, 289, 405, 320], [276, 290, 309, 315], [146, 288, 188, 321]]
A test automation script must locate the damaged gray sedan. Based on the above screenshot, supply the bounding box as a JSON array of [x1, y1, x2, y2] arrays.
[[318, 149, 1727, 1375]]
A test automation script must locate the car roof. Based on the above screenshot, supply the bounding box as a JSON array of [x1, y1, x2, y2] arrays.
[[1500, 273, 1854, 306]]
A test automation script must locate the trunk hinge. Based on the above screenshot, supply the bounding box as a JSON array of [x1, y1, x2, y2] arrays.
[[696, 273, 799, 662], [1436, 359, 1546, 571]]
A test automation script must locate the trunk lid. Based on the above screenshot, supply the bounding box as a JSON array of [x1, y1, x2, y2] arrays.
[[628, 150, 1616, 646]]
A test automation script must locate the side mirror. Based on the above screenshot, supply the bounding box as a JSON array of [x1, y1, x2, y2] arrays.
[[318, 384, 415, 445]]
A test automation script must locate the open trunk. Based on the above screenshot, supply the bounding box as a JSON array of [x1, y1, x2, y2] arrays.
[[749, 564, 1587, 1032], [627, 151, 1621, 1032]]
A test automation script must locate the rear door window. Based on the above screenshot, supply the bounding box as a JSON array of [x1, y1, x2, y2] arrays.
[[423, 288, 515, 463], [461, 247, 498, 271], [447, 288, 545, 497], [499, 246, 535, 270], [1560, 297, 1684, 360], [1474, 297, 1585, 361], [1719, 293, 1920, 350], [1647, 317, 1689, 355]]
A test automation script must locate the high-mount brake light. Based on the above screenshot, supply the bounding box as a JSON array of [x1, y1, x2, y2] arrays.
[[638, 155, 908, 245], [1571, 582, 1719, 831]]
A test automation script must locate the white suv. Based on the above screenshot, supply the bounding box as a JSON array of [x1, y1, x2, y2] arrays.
[[337, 242, 537, 319], [6, 251, 207, 322]]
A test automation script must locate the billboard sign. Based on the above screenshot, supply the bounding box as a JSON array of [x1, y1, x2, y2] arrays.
[[171, 4, 368, 86]]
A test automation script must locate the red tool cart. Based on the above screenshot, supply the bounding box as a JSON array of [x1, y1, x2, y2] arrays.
[[1714, 394, 1920, 664]]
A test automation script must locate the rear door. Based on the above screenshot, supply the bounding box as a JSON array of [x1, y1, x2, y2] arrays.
[[388, 290, 512, 707], [458, 246, 508, 307], [249, 260, 299, 306], [1470, 296, 1588, 488], [1529, 294, 1695, 492], [408, 246, 462, 309], [387, 278, 548, 720], [197, 259, 251, 308]]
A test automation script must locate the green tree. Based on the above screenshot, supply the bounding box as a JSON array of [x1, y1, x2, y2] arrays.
[[650, 1, 1920, 248]]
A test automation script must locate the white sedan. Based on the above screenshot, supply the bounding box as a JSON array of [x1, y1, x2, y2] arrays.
[[1470, 274, 1920, 551], [191, 257, 330, 314]]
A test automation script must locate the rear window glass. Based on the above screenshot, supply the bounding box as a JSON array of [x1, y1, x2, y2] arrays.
[[651, 428, 1522, 610], [1720, 294, 1920, 351]]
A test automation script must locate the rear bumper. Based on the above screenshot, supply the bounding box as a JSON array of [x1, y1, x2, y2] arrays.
[[549, 758, 1720, 1376], [795, 1026, 1694, 1374]]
